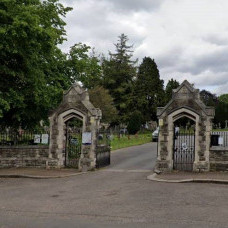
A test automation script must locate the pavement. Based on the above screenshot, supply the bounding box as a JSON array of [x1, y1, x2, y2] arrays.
[[0, 167, 85, 178], [148, 171, 228, 184]]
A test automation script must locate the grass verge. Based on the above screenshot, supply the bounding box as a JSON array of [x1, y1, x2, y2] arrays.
[[111, 133, 152, 151], [213, 128, 228, 132]]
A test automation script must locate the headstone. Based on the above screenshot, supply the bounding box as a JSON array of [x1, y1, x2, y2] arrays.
[[225, 120, 228, 129], [218, 123, 221, 129]]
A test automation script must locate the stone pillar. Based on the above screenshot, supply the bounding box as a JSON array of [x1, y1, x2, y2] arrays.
[[156, 80, 215, 172], [48, 83, 102, 170]]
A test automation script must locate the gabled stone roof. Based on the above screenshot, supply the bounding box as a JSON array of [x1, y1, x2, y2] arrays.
[[157, 80, 215, 118], [49, 83, 102, 118]]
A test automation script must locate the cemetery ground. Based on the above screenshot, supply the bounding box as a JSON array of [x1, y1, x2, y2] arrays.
[[110, 132, 152, 150], [1, 143, 228, 227]]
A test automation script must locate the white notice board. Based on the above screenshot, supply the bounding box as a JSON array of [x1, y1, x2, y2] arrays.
[[82, 132, 92, 144], [41, 134, 49, 144], [218, 137, 224, 146], [34, 134, 41, 143]]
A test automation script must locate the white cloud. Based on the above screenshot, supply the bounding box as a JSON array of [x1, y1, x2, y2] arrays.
[[60, 0, 228, 94]]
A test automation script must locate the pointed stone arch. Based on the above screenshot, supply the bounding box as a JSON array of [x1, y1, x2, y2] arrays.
[[156, 80, 215, 172], [49, 83, 102, 170]]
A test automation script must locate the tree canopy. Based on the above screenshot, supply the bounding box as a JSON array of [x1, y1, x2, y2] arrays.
[[219, 94, 228, 104], [102, 34, 137, 123], [88, 86, 117, 123], [132, 57, 165, 122], [165, 78, 180, 104], [0, 0, 72, 128], [3, 3, 226, 130], [200, 90, 228, 128], [67, 43, 102, 89]]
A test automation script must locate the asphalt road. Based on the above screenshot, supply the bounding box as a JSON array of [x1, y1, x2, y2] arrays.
[[1, 143, 228, 228], [107, 142, 157, 171]]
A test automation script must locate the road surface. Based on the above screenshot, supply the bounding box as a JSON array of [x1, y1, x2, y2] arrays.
[[0, 142, 228, 228]]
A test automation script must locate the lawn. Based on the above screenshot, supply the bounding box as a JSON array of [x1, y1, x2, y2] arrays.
[[110, 133, 152, 151], [213, 128, 228, 132]]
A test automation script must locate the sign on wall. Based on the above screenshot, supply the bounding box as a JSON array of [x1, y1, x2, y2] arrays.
[[218, 137, 224, 146], [82, 132, 92, 145], [41, 134, 49, 144], [34, 135, 41, 144], [159, 119, 164, 126]]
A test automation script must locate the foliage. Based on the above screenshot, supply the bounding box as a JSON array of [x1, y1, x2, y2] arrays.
[[214, 100, 228, 128], [102, 34, 137, 123], [132, 57, 165, 122], [165, 78, 180, 104], [127, 111, 142, 135], [88, 86, 118, 123], [200, 90, 228, 128], [67, 43, 102, 89], [0, 0, 72, 128], [200, 90, 218, 106], [219, 94, 228, 104]]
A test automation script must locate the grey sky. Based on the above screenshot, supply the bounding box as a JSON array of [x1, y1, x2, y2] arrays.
[[60, 0, 228, 95]]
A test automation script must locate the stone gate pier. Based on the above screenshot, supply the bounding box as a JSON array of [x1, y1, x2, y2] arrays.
[[156, 80, 215, 172], [49, 83, 102, 171]]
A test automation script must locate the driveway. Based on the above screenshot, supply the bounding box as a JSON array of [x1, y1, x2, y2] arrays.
[[1, 142, 228, 228], [107, 142, 157, 171]]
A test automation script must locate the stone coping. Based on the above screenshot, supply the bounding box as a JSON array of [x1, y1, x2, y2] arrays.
[[0, 145, 49, 149], [147, 171, 228, 184], [0, 168, 86, 179], [210, 146, 228, 151]]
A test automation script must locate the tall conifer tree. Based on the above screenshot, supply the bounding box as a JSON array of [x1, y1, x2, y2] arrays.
[[132, 57, 165, 122], [102, 34, 137, 123]]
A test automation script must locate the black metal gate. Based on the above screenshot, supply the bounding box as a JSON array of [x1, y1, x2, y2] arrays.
[[96, 130, 111, 168], [65, 126, 82, 168], [173, 128, 195, 171]]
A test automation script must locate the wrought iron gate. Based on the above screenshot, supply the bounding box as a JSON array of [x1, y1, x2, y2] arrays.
[[65, 126, 82, 168], [96, 130, 111, 168], [173, 128, 195, 171]]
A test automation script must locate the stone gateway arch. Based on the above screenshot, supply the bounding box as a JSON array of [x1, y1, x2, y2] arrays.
[[156, 80, 215, 172], [49, 83, 102, 171]]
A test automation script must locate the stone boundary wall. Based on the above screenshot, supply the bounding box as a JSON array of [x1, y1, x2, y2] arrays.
[[210, 147, 228, 171], [0, 146, 58, 168]]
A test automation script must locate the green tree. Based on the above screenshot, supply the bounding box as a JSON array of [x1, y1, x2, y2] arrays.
[[200, 90, 217, 106], [127, 110, 142, 135], [219, 94, 228, 104], [215, 94, 228, 128], [165, 78, 180, 103], [102, 34, 137, 123], [200, 90, 228, 128], [67, 43, 102, 89], [132, 57, 165, 122], [214, 101, 228, 128], [88, 86, 118, 123], [0, 0, 72, 128]]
